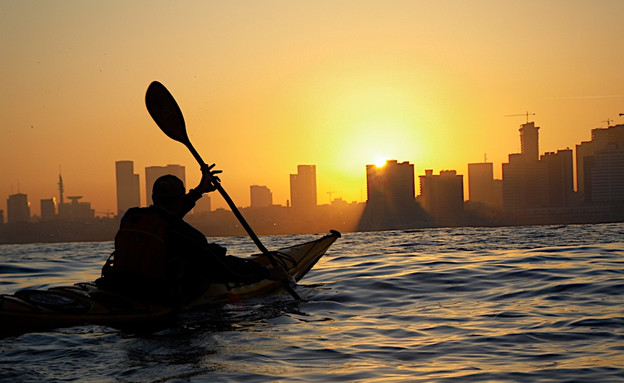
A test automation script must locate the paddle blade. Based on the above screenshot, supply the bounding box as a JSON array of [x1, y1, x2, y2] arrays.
[[145, 81, 189, 143]]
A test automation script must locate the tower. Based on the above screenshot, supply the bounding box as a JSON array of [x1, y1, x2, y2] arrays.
[[540, 150, 574, 207], [358, 160, 429, 230], [468, 162, 502, 209], [7, 193, 30, 223], [366, 160, 415, 205], [419, 169, 464, 225], [250, 185, 273, 208], [576, 124, 624, 202], [115, 160, 140, 215], [57, 173, 67, 218], [289, 165, 317, 209], [520, 121, 540, 161], [40, 198, 57, 221], [58, 173, 65, 207]]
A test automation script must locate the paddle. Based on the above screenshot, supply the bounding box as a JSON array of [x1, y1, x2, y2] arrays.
[[145, 81, 301, 301]]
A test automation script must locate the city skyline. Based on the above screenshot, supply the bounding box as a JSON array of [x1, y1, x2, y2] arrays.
[[3, 119, 623, 222], [2, 1, 623, 219]]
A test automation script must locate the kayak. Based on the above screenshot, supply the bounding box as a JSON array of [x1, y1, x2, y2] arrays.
[[0, 230, 340, 335]]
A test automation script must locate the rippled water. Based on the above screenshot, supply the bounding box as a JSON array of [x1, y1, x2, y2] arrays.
[[1, 223, 623, 382]]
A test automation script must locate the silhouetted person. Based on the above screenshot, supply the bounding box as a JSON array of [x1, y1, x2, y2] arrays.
[[97, 165, 288, 306]]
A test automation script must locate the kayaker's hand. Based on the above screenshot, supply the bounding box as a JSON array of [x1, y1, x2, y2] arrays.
[[194, 163, 222, 194], [268, 265, 294, 283]]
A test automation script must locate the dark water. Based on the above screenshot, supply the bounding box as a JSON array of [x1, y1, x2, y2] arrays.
[[1, 224, 623, 382]]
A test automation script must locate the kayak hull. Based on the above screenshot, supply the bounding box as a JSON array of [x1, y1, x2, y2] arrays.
[[0, 231, 340, 335]]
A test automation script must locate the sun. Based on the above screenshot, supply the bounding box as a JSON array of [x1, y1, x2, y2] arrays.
[[374, 156, 388, 168]]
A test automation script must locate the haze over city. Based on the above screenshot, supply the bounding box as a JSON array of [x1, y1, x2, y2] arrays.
[[2, 1, 623, 217]]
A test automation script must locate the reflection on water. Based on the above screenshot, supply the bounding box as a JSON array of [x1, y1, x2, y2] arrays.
[[1, 223, 623, 382]]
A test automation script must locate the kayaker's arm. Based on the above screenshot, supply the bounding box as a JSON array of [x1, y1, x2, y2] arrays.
[[267, 264, 293, 282], [196, 246, 292, 284], [145, 81, 301, 301], [181, 164, 222, 216]]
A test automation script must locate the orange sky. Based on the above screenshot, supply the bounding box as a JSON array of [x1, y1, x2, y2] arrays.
[[1, 0, 623, 217]]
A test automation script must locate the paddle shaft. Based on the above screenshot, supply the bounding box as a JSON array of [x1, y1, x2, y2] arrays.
[[184, 142, 268, 252], [144, 81, 301, 300], [184, 141, 302, 300]]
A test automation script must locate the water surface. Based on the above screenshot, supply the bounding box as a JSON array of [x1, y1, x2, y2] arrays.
[[1, 224, 623, 382]]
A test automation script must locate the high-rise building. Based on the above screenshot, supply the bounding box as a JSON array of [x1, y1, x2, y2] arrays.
[[502, 153, 549, 211], [419, 169, 464, 224], [576, 124, 624, 204], [502, 120, 552, 212], [577, 128, 611, 196], [7, 193, 30, 224], [145, 164, 186, 206], [290, 165, 317, 209], [520, 121, 540, 161], [367, 160, 415, 205], [540, 149, 574, 207], [358, 160, 429, 230], [116, 160, 140, 216], [503, 119, 577, 213], [194, 195, 211, 214], [250, 185, 273, 208], [468, 162, 502, 209], [587, 148, 624, 204], [40, 198, 57, 221]]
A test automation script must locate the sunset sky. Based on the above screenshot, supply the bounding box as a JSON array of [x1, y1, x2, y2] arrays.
[[2, 0, 623, 217]]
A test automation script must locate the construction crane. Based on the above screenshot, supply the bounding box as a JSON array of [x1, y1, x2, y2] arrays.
[[327, 191, 337, 203], [505, 112, 536, 123]]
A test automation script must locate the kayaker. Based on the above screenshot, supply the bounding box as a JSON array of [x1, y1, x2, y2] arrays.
[[96, 164, 290, 306]]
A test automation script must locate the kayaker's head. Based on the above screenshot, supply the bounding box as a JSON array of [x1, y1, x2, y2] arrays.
[[152, 174, 185, 213]]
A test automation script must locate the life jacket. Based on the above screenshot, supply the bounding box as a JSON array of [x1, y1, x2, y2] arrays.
[[108, 209, 170, 280]]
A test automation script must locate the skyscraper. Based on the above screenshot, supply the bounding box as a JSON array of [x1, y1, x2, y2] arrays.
[[540, 149, 574, 207], [194, 195, 211, 214], [358, 160, 429, 230], [145, 164, 186, 206], [290, 165, 317, 209], [40, 198, 57, 221], [576, 124, 624, 203], [419, 169, 464, 225], [366, 160, 415, 206], [520, 121, 540, 161], [250, 185, 273, 208], [503, 120, 549, 212], [468, 162, 502, 209], [115, 160, 140, 215], [502, 152, 549, 211], [588, 148, 624, 204], [7, 193, 30, 224]]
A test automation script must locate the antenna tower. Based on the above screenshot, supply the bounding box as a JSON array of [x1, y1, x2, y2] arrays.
[[58, 173, 64, 205]]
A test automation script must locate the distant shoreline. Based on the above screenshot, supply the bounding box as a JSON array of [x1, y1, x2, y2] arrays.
[[1, 206, 622, 245]]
